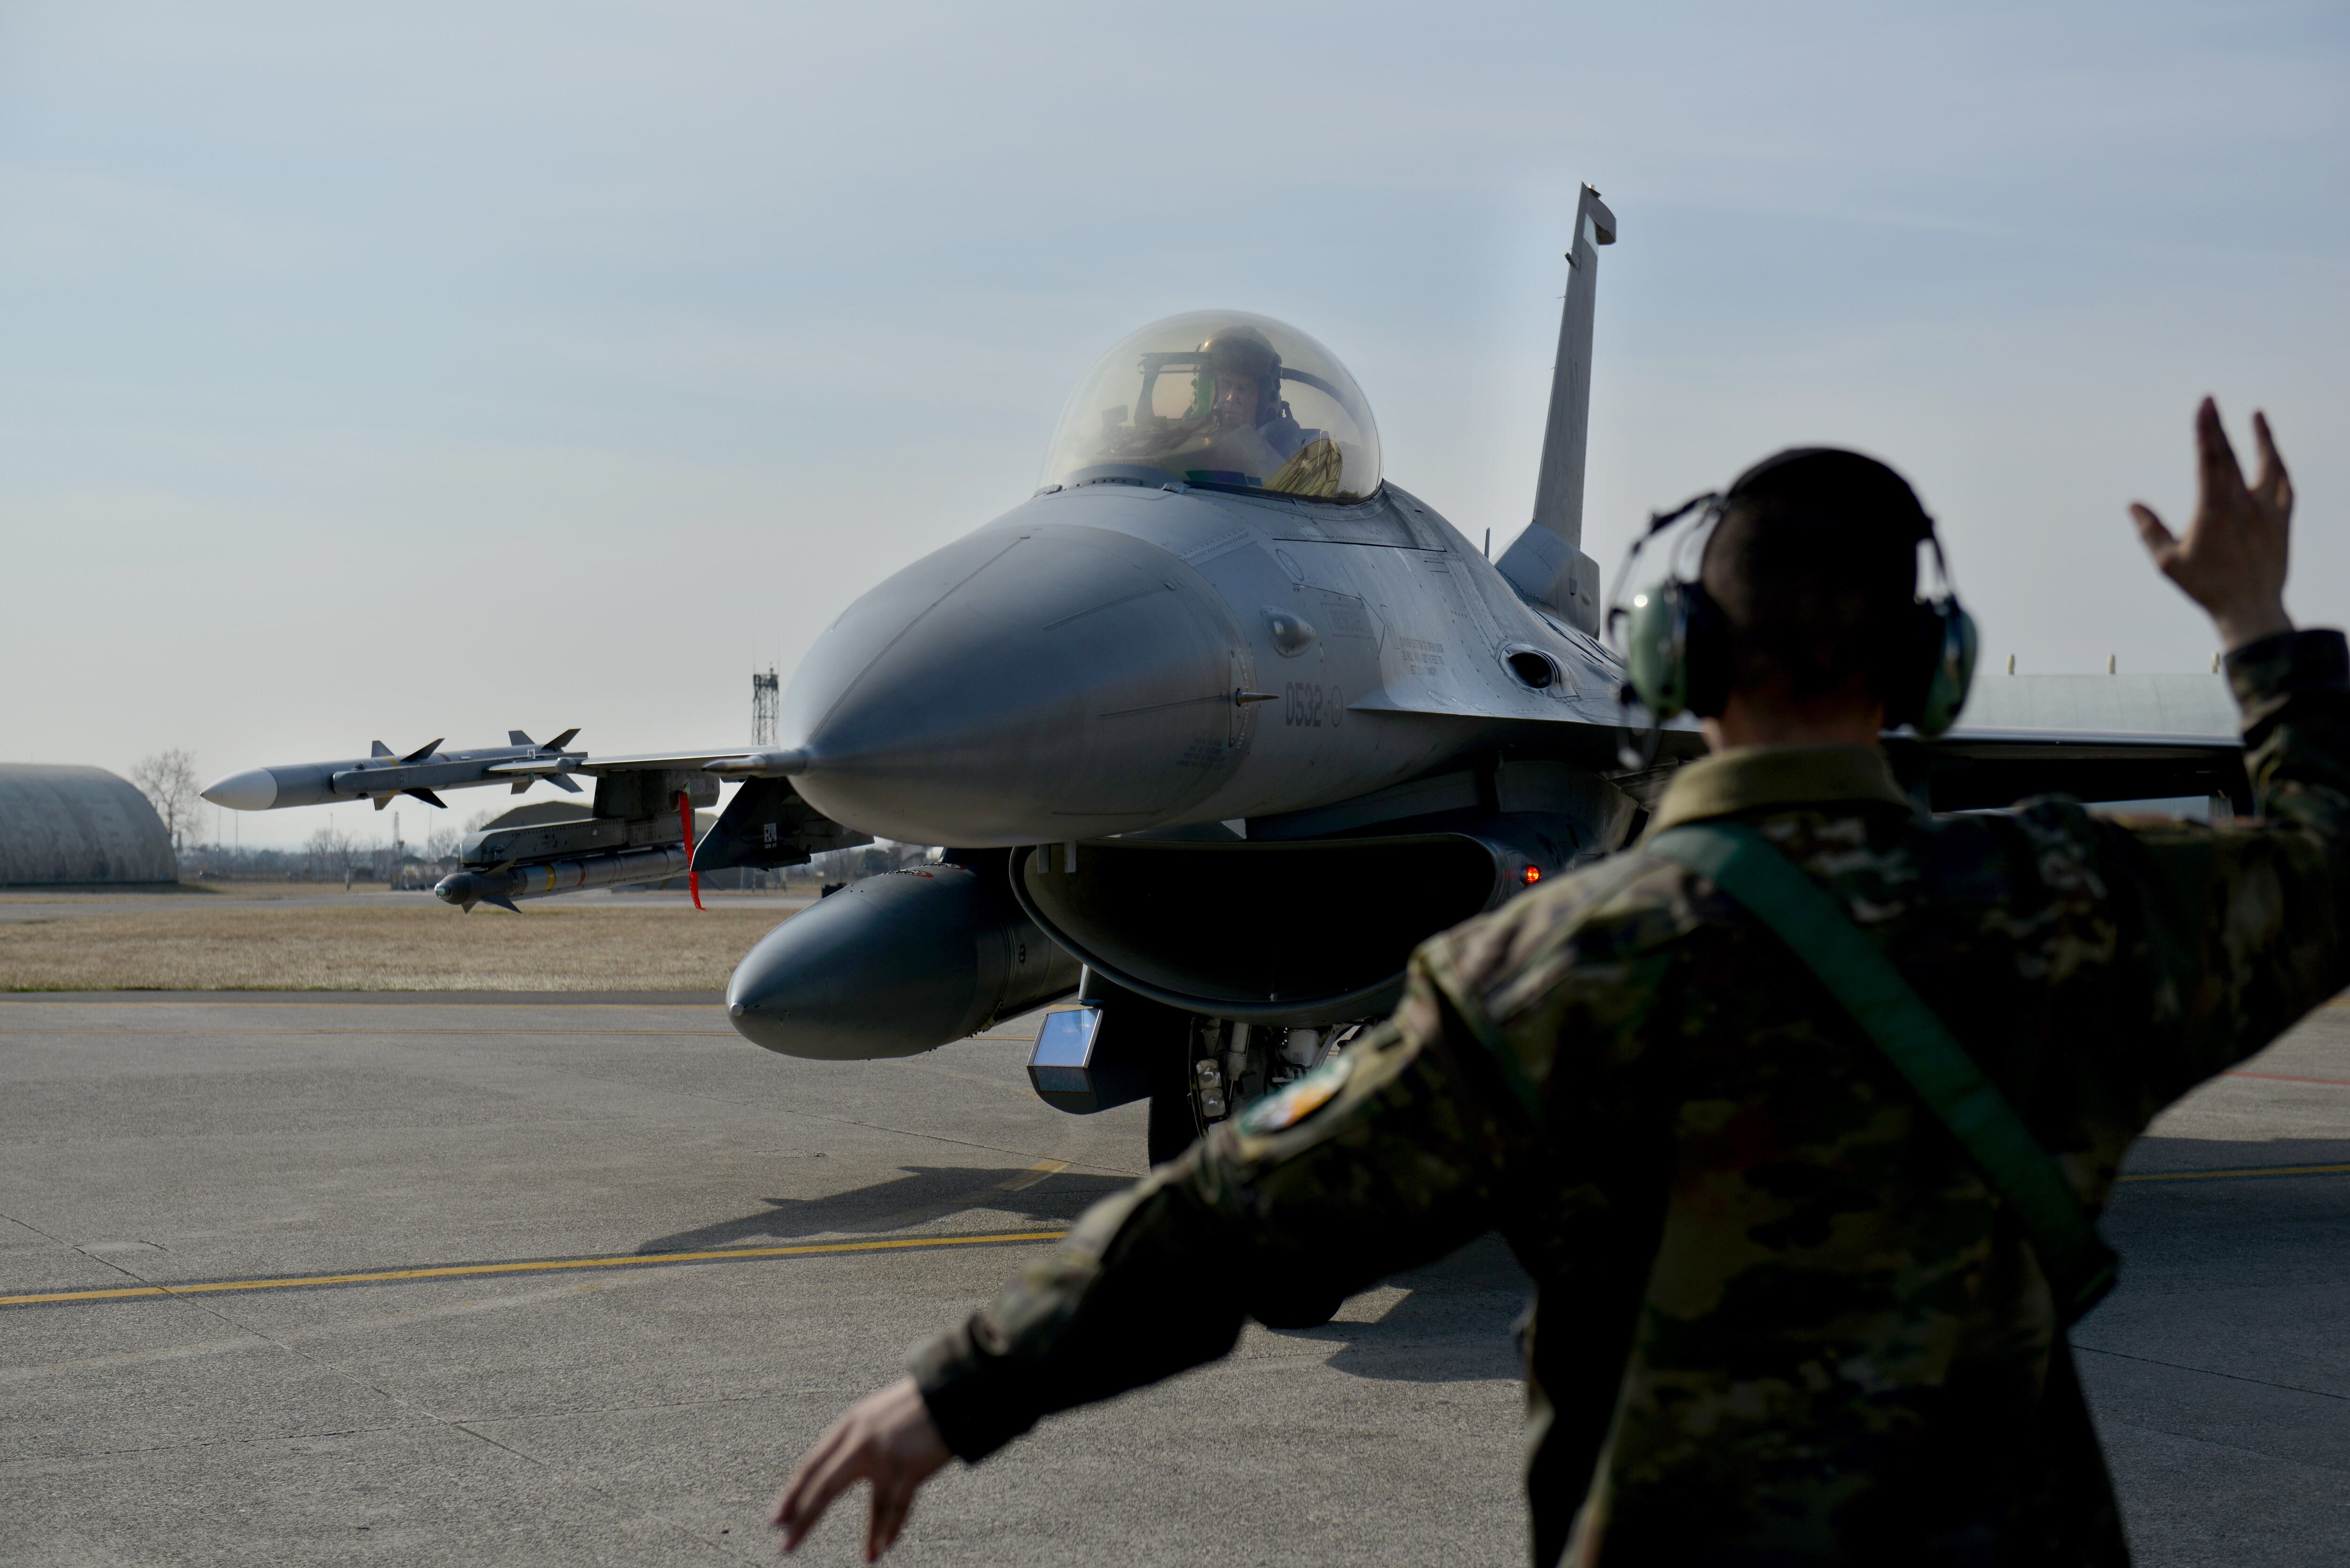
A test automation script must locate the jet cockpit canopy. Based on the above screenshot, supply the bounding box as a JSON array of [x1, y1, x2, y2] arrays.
[[1040, 311, 1381, 503]]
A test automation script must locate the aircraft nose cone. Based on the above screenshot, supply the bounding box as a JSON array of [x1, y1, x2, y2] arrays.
[[200, 767, 277, 811], [782, 523, 1248, 846]]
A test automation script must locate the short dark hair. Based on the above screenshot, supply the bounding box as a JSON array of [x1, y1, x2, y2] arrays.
[[1699, 448, 1930, 702]]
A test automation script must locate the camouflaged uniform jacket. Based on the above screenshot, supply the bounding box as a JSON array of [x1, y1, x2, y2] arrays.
[[912, 629, 2350, 1566]]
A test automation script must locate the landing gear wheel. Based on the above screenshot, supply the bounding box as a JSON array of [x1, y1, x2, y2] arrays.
[[1146, 1084, 1200, 1167], [1253, 1290, 1346, 1330]]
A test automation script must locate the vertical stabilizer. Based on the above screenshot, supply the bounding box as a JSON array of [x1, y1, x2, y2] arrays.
[[1496, 184, 1616, 634]]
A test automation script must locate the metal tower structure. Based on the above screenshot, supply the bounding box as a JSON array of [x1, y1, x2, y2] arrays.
[[752, 665, 780, 746]]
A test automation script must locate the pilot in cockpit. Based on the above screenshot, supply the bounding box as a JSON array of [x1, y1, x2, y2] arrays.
[[1186, 325, 1308, 483], [1050, 311, 1371, 501]]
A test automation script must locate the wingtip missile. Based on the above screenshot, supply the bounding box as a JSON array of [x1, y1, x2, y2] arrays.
[[201, 767, 279, 811], [205, 735, 590, 811]]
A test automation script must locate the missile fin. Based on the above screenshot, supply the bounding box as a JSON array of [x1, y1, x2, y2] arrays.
[[371, 794, 394, 811], [370, 741, 393, 758], [404, 787, 448, 808], [547, 727, 580, 750], [509, 730, 534, 747], [401, 738, 444, 764], [510, 780, 531, 794], [548, 773, 582, 794], [484, 895, 521, 913]]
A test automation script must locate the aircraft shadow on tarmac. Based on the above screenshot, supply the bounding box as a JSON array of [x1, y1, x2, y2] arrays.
[[2106, 1134, 2350, 1262], [634, 1164, 1133, 1254], [635, 1172, 1533, 1384], [638, 1137, 2348, 1384], [2123, 1132, 2350, 1174], [1301, 1131, 2350, 1389], [1297, 1234, 1533, 1385]]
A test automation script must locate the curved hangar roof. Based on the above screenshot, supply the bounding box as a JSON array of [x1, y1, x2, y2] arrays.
[[0, 765, 177, 885], [1040, 311, 1381, 503]]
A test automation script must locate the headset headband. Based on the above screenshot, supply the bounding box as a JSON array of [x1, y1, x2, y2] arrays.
[[1607, 446, 1976, 746], [1723, 447, 1937, 546]]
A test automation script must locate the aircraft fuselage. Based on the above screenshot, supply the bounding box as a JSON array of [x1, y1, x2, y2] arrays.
[[781, 478, 1629, 849]]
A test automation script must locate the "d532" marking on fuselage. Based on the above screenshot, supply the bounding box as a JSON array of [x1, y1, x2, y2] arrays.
[[1284, 683, 1343, 728]]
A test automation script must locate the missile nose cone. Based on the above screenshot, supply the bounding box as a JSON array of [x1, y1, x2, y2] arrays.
[[433, 872, 483, 910], [200, 767, 278, 811], [781, 522, 1247, 845]]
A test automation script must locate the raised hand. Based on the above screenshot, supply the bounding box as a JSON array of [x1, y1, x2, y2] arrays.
[[2130, 398, 2294, 651], [771, 1377, 951, 1561]]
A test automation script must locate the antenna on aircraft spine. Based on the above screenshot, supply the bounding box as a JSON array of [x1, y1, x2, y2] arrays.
[[1496, 182, 1616, 636]]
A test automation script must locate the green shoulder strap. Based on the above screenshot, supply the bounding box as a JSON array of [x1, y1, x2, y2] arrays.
[[1648, 821, 2117, 1321]]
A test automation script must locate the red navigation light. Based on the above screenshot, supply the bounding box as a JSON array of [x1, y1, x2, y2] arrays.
[[1521, 866, 1542, 886]]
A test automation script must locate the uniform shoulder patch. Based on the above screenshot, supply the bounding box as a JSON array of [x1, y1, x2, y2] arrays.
[[1238, 1053, 1353, 1136]]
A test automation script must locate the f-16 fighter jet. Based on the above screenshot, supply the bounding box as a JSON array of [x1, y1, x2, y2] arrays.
[[205, 186, 2243, 1165]]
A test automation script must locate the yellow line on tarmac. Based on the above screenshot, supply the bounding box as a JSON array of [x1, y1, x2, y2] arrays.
[[10, 1163, 2335, 1309], [0, 1230, 1071, 1310], [0, 1028, 734, 1038], [2118, 1162, 2350, 1184]]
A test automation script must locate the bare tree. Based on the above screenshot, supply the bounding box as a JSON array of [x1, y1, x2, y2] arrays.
[[305, 820, 356, 881], [131, 749, 202, 850]]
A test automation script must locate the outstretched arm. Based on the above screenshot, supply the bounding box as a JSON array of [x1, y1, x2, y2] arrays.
[[768, 968, 1523, 1558], [2115, 400, 2350, 1105]]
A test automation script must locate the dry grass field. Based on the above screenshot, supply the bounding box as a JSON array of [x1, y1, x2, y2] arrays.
[[0, 886, 801, 991]]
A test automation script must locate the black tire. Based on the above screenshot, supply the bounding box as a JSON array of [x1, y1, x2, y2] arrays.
[[1146, 1084, 1198, 1167], [1253, 1290, 1346, 1330]]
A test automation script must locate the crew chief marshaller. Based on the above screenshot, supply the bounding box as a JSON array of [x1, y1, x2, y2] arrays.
[[772, 399, 2340, 1565]]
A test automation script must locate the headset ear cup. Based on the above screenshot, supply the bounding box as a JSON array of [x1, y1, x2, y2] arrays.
[[1881, 603, 1941, 726], [1624, 582, 1690, 719], [1912, 601, 1977, 737], [1682, 581, 1732, 718]]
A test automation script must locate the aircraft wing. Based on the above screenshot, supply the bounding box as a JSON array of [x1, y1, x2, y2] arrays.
[[1893, 726, 2243, 812], [201, 733, 814, 814], [1897, 669, 2245, 811], [200, 733, 863, 912], [1360, 668, 2245, 813], [576, 746, 806, 778]]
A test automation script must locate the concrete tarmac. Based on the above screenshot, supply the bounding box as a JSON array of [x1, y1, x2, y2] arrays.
[[1, 994, 2344, 1565], [0, 886, 812, 925]]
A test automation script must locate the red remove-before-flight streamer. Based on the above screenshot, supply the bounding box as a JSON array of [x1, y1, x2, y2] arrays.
[[677, 791, 704, 911]]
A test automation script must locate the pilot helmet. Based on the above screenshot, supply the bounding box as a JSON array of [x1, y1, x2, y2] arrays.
[[1196, 325, 1282, 425]]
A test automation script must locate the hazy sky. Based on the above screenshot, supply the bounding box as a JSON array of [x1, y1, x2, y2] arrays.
[[4, 2, 2343, 846]]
